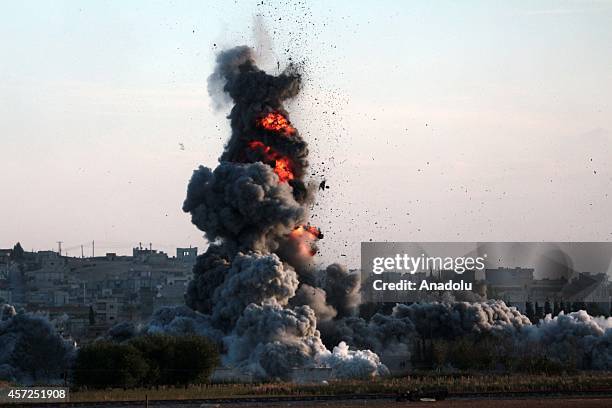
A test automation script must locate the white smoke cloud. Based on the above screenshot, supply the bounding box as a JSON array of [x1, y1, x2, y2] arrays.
[[318, 342, 389, 379]]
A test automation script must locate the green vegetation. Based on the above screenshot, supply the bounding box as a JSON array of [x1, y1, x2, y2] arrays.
[[73, 341, 148, 389], [422, 333, 577, 373], [129, 334, 219, 386], [73, 334, 219, 389]]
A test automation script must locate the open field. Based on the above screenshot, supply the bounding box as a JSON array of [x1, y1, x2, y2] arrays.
[[180, 398, 612, 408], [65, 372, 612, 403]]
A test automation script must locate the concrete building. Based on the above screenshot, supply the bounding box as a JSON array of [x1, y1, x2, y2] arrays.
[[177, 247, 198, 264], [485, 267, 534, 287], [0, 249, 12, 265], [93, 297, 120, 324], [4, 245, 196, 341], [561, 273, 610, 314]]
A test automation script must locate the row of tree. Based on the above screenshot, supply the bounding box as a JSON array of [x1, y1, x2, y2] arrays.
[[518, 300, 610, 322], [73, 334, 219, 389], [414, 333, 576, 373]]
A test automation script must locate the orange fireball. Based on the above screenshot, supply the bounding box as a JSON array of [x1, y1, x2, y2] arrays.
[[247, 140, 295, 182], [258, 112, 295, 135], [289, 225, 323, 257]]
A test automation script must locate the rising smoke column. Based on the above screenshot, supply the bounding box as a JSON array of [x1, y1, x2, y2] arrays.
[[182, 46, 386, 379]]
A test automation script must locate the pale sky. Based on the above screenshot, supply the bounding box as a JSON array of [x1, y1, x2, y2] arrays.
[[1, 1, 611, 267]]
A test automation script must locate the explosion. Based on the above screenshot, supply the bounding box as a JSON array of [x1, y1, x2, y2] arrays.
[[290, 225, 323, 256], [258, 112, 296, 135], [247, 140, 295, 182], [179, 45, 386, 379]]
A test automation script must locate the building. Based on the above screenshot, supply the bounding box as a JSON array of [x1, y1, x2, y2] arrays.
[[530, 278, 567, 302], [561, 273, 610, 314], [485, 267, 534, 287], [93, 297, 120, 324], [0, 249, 12, 265], [438, 269, 476, 283], [2, 245, 196, 341], [154, 276, 189, 308], [177, 247, 198, 264]]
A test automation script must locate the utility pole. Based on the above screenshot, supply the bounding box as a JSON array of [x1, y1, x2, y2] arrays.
[[81, 245, 84, 259], [57, 241, 63, 256], [92, 241, 95, 258]]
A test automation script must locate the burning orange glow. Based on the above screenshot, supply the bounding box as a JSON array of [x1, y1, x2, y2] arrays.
[[248, 140, 295, 182], [289, 225, 323, 257], [291, 225, 323, 239], [258, 112, 295, 135]]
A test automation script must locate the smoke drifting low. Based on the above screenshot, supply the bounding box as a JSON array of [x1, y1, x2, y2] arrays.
[[0, 304, 76, 384]]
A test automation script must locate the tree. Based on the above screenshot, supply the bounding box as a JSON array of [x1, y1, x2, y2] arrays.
[[129, 334, 219, 386], [88, 306, 95, 326], [525, 301, 535, 323], [544, 300, 552, 316], [169, 335, 219, 385], [73, 334, 220, 389], [73, 341, 149, 389], [553, 301, 561, 316], [10, 242, 24, 261], [431, 339, 450, 368], [128, 334, 174, 385], [534, 302, 543, 321]]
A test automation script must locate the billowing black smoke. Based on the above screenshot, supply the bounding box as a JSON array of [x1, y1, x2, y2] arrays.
[[180, 46, 386, 379]]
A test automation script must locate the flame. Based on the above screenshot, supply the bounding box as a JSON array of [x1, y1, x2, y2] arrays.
[[291, 225, 323, 239], [247, 141, 295, 182], [258, 112, 295, 135], [289, 225, 323, 257]]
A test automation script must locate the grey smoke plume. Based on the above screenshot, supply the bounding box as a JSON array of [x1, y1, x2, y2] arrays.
[[521, 311, 612, 370], [324, 264, 361, 318], [291, 284, 337, 322], [211, 252, 299, 330], [0, 305, 76, 384], [183, 162, 306, 251], [320, 301, 612, 371], [207, 46, 254, 110], [392, 300, 530, 338], [179, 45, 386, 379]]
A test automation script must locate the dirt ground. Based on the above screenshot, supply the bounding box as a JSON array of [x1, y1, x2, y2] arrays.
[[209, 398, 612, 408], [21, 396, 612, 408], [132, 396, 612, 408]]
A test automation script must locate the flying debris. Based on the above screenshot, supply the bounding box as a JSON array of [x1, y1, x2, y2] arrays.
[[178, 45, 385, 379]]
